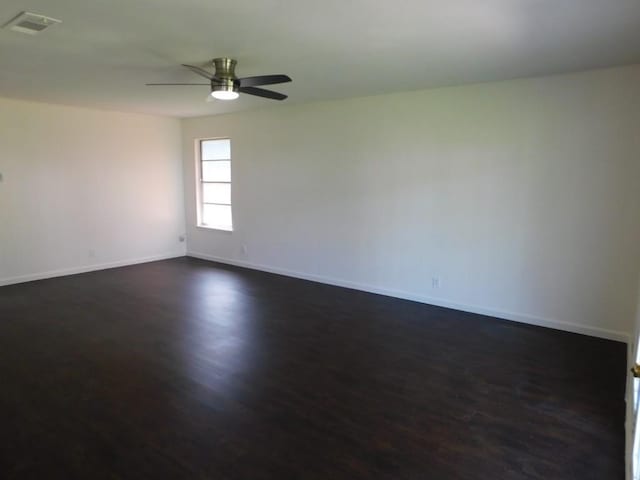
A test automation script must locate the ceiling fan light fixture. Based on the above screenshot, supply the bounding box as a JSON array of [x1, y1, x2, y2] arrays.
[[210, 89, 239, 100], [211, 79, 239, 100]]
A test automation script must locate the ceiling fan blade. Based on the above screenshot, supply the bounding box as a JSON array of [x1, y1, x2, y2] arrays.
[[181, 64, 218, 80], [146, 83, 210, 86], [239, 86, 287, 100], [238, 74, 292, 87]]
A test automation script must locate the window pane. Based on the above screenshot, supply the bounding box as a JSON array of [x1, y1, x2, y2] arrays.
[[203, 183, 231, 204], [202, 204, 232, 229], [201, 139, 230, 160], [202, 161, 230, 182]]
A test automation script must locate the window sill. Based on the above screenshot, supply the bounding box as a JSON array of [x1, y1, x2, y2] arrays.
[[197, 224, 233, 232]]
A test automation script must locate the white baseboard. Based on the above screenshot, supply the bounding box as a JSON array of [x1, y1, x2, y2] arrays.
[[187, 251, 630, 344], [0, 252, 186, 287]]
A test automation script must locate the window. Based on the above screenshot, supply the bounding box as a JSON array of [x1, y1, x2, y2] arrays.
[[198, 138, 232, 231]]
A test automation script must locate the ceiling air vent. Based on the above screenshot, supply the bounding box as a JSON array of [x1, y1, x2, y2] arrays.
[[3, 12, 61, 35]]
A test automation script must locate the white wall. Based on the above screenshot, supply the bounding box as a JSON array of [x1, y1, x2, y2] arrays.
[[182, 65, 640, 341], [0, 97, 185, 285]]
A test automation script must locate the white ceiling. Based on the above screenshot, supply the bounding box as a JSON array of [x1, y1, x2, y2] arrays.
[[1, 0, 639, 118]]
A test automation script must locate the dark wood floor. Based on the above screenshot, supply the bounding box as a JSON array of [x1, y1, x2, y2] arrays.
[[0, 257, 626, 479]]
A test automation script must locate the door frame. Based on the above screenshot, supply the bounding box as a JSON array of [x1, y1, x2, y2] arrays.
[[627, 280, 640, 480]]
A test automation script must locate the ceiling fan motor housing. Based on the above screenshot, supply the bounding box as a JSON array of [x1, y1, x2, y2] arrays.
[[212, 57, 238, 93]]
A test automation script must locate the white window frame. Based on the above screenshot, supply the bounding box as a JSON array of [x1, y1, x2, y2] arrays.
[[196, 137, 233, 231]]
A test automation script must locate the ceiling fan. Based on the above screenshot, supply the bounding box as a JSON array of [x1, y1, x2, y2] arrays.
[[146, 58, 291, 101]]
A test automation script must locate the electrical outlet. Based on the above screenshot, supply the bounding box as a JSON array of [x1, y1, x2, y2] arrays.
[[178, 235, 185, 242], [241, 244, 248, 256], [431, 277, 440, 289], [88, 249, 96, 258]]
